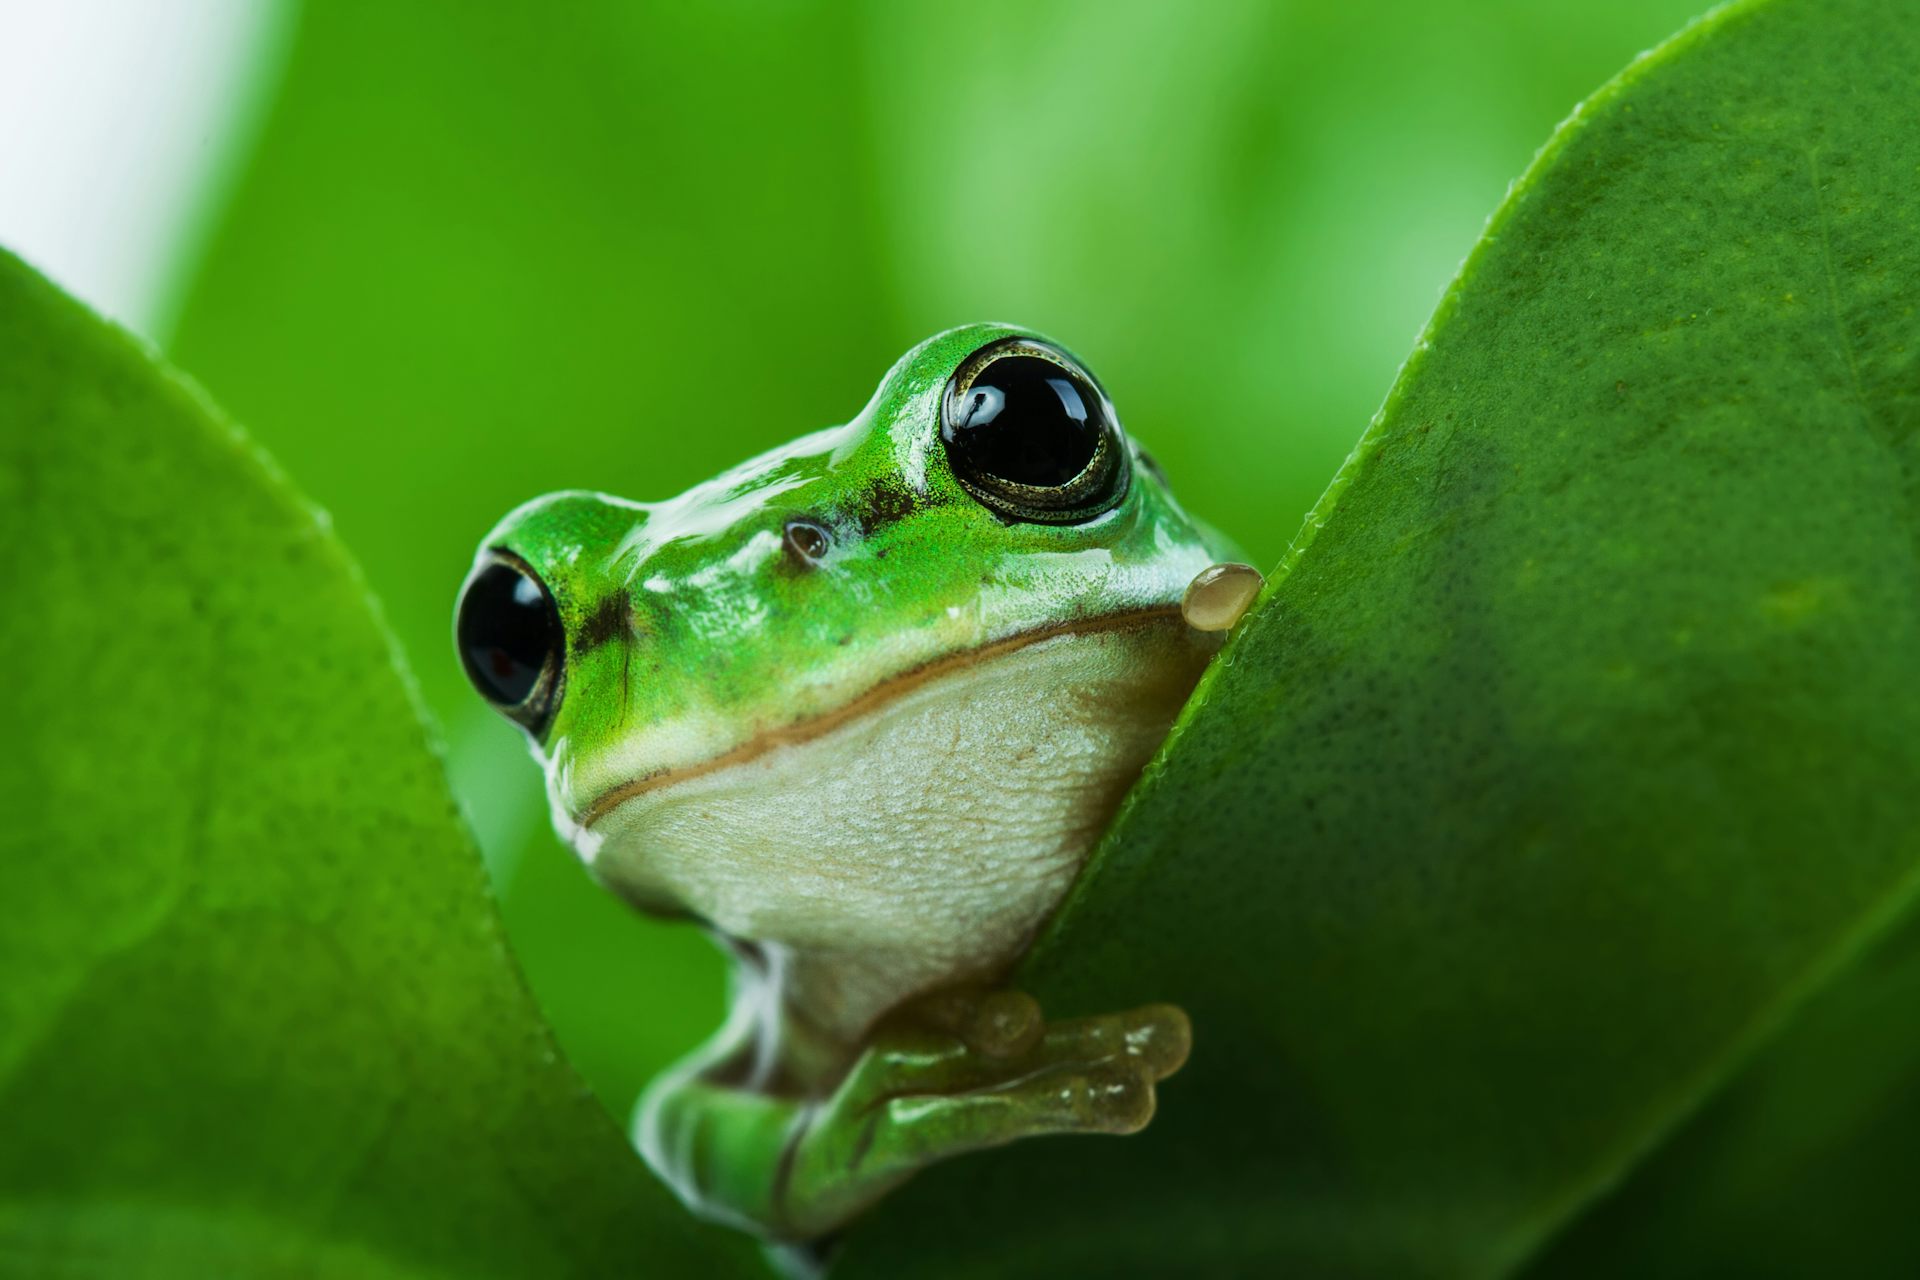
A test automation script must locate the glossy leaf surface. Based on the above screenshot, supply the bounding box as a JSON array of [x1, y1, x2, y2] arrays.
[[841, 0, 1920, 1274], [0, 253, 760, 1279]]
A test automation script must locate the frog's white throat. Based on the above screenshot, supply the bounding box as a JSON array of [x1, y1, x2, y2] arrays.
[[568, 620, 1209, 1045]]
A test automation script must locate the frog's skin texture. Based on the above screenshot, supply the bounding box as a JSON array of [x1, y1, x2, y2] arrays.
[[459, 323, 1234, 1241]]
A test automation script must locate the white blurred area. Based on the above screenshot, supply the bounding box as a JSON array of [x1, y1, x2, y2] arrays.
[[0, 0, 293, 340]]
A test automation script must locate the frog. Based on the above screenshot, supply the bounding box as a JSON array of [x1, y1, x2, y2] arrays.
[[453, 323, 1262, 1244]]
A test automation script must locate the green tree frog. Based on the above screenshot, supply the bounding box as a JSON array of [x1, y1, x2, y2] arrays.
[[455, 324, 1257, 1243]]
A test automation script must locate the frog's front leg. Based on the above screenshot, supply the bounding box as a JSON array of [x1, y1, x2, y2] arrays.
[[637, 993, 1190, 1241]]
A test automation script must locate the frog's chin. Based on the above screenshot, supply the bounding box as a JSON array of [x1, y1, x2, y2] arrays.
[[566, 608, 1193, 829], [558, 613, 1212, 1042]]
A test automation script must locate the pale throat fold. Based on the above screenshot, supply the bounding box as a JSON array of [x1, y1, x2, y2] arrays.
[[573, 622, 1211, 1044]]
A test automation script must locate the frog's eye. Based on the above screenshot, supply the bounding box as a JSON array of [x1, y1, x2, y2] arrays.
[[941, 337, 1129, 524], [456, 552, 564, 736]]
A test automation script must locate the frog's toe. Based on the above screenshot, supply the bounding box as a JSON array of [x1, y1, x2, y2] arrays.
[[1034, 1058, 1158, 1134], [1036, 1001, 1192, 1082], [947, 1001, 1190, 1136], [877, 1054, 1157, 1150], [774, 1000, 1190, 1235], [1124, 1002, 1192, 1080], [966, 989, 1046, 1058], [846, 994, 1190, 1140]]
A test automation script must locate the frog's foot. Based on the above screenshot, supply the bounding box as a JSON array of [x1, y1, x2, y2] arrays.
[[777, 994, 1189, 1238]]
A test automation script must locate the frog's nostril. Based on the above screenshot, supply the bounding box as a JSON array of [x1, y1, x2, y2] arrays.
[[456, 553, 564, 735], [782, 518, 833, 568]]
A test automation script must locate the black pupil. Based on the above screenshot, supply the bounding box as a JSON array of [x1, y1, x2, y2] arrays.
[[458, 561, 558, 707], [946, 355, 1103, 487]]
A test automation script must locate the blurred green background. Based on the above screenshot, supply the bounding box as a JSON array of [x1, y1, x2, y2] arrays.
[[150, 0, 1705, 1120]]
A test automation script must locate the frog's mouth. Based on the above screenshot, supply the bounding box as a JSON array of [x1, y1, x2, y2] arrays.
[[573, 605, 1194, 829]]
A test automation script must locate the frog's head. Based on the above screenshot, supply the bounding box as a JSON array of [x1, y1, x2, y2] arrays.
[[456, 324, 1241, 1027]]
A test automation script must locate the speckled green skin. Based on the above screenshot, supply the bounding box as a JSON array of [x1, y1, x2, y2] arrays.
[[470, 323, 1228, 1242], [484, 323, 1226, 821]]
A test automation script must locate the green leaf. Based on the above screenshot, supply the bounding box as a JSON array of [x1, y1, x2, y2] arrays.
[[0, 253, 759, 1278], [163, 0, 1703, 1121], [840, 0, 1920, 1274], [166, 2, 907, 1115]]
